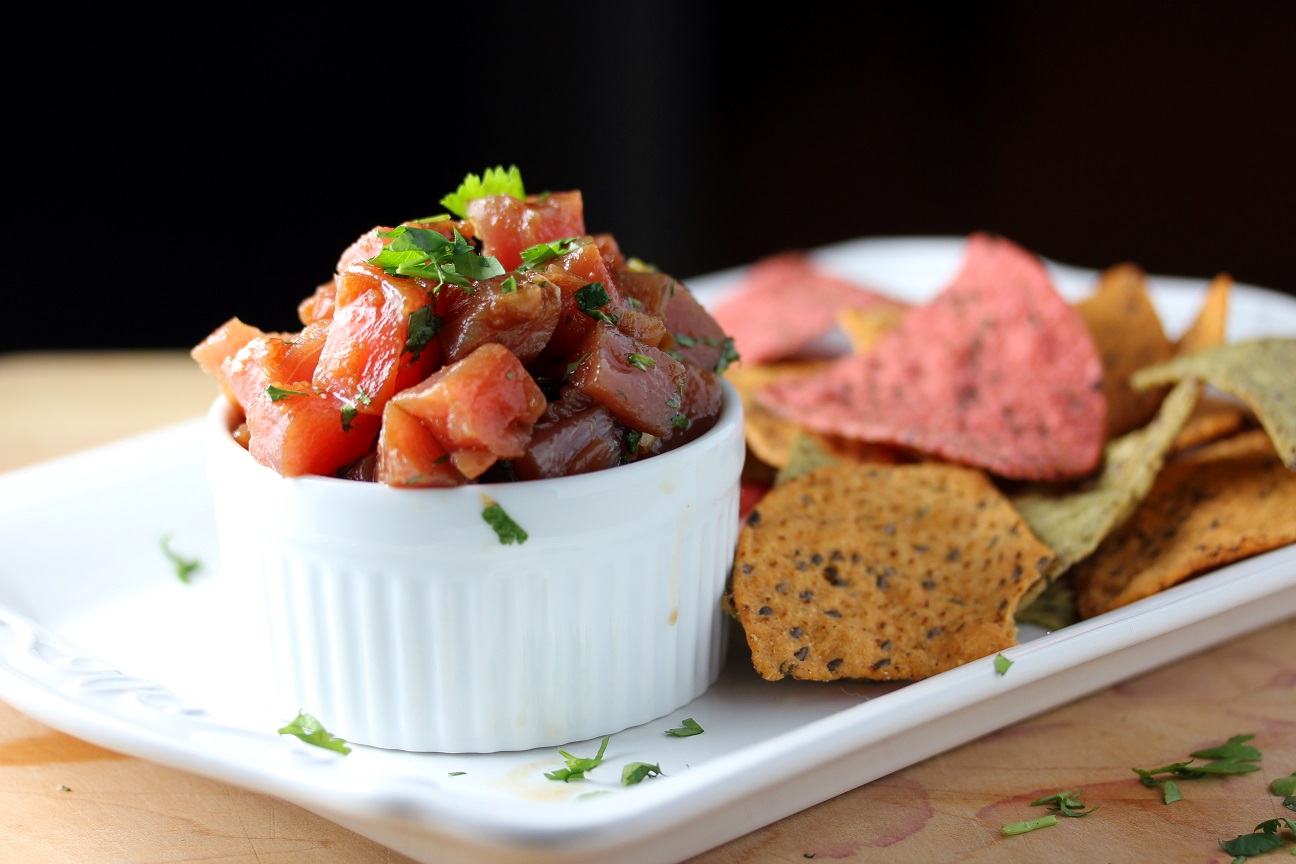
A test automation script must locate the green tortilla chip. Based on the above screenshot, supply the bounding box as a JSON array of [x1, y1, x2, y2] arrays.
[[1131, 338, 1296, 469], [1011, 377, 1201, 589]]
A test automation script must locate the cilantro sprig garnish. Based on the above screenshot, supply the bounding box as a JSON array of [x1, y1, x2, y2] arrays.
[[574, 281, 619, 324], [665, 718, 704, 737], [369, 226, 503, 290], [544, 736, 609, 782], [160, 533, 200, 584], [1133, 734, 1262, 803], [482, 500, 527, 545], [439, 165, 525, 218], [277, 711, 351, 755]]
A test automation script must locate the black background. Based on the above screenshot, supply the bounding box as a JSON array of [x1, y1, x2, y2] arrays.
[[7, 4, 1294, 354]]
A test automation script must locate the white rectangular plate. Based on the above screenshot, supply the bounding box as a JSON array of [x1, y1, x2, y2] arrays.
[[2, 236, 1294, 864]]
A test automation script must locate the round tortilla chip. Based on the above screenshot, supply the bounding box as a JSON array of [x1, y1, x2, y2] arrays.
[[730, 462, 1055, 682], [756, 233, 1107, 481]]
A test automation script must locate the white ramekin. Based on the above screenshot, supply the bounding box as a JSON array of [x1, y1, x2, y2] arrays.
[[204, 381, 744, 753]]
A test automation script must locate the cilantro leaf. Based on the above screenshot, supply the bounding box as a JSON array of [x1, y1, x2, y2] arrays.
[[574, 281, 619, 324], [160, 533, 200, 584], [1030, 789, 1098, 817], [1219, 818, 1294, 857], [665, 718, 704, 737], [1273, 773, 1296, 798], [621, 762, 663, 786], [482, 500, 527, 545], [994, 654, 1012, 675], [439, 165, 525, 218], [370, 226, 503, 289], [1163, 779, 1183, 804], [405, 304, 442, 360], [544, 736, 609, 782], [1133, 734, 1263, 798], [340, 405, 357, 432], [266, 385, 308, 402], [277, 711, 351, 755], [517, 237, 586, 272]]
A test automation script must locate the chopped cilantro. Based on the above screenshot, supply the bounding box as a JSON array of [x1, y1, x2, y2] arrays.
[[1219, 818, 1296, 858], [627, 352, 655, 371], [482, 500, 527, 545], [544, 736, 609, 782], [621, 762, 663, 786], [1272, 772, 1296, 798], [625, 429, 643, 459], [439, 165, 525, 218], [574, 281, 619, 324], [1133, 733, 1263, 800], [266, 385, 308, 402], [277, 711, 351, 755], [448, 771, 466, 777], [994, 654, 1012, 675], [1163, 780, 1182, 804], [1030, 789, 1098, 817], [370, 226, 503, 289], [517, 237, 586, 272], [500, 274, 518, 294], [405, 304, 442, 359], [665, 718, 704, 737], [340, 405, 357, 432], [160, 533, 200, 583], [714, 336, 740, 373]]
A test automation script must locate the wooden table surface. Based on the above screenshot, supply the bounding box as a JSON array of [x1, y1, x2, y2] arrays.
[[1, 350, 1293, 864]]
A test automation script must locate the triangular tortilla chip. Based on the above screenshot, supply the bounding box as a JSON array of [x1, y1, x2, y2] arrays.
[[1011, 377, 1200, 589], [756, 233, 1107, 481], [1175, 273, 1232, 355], [1075, 263, 1175, 438], [1132, 338, 1296, 469]]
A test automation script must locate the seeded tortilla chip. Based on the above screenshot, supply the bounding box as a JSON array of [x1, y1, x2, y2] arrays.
[[729, 463, 1055, 682], [756, 233, 1107, 481], [1131, 338, 1296, 469], [1072, 429, 1296, 618], [1075, 263, 1175, 438], [1175, 273, 1232, 355], [1011, 377, 1201, 590], [725, 360, 835, 469], [774, 431, 908, 486]]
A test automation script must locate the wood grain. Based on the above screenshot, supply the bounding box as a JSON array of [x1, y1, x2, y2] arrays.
[[1, 350, 1293, 864]]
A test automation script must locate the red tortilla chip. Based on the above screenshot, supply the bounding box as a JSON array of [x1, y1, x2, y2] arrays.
[[711, 250, 907, 365], [755, 233, 1107, 481]]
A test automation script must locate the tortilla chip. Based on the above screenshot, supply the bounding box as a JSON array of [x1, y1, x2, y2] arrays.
[[836, 305, 907, 355], [756, 233, 1107, 481], [774, 431, 909, 486], [1073, 429, 1296, 618], [1170, 394, 1249, 454], [729, 462, 1055, 682], [1015, 577, 1079, 631], [1075, 263, 1175, 438], [1175, 273, 1232, 355], [1131, 338, 1296, 469], [710, 251, 907, 365], [724, 360, 833, 469], [1011, 377, 1201, 588]]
